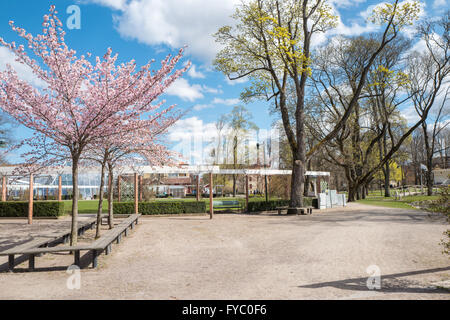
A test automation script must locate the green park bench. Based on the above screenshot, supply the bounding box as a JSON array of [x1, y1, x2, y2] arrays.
[[213, 200, 242, 212]]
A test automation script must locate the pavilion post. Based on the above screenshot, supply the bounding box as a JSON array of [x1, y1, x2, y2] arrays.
[[134, 173, 138, 214], [265, 174, 268, 202], [285, 179, 289, 200], [139, 175, 143, 202], [314, 177, 318, 197], [2, 176, 6, 202], [209, 172, 213, 219], [58, 175, 62, 201], [117, 175, 121, 202], [317, 176, 321, 194], [28, 174, 33, 225], [196, 175, 200, 202], [245, 175, 249, 212]]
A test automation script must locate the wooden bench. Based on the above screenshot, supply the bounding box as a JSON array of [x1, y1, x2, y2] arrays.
[[0, 214, 140, 271], [213, 200, 241, 212], [0, 217, 97, 270], [276, 206, 313, 215]]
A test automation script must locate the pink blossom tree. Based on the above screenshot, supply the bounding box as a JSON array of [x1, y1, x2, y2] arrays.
[[83, 116, 181, 238], [0, 6, 189, 244]]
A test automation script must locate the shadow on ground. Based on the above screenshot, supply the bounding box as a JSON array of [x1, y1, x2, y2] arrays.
[[299, 266, 450, 294]]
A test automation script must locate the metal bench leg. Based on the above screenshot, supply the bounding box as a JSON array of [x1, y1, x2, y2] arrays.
[[117, 235, 121, 244], [130, 222, 134, 230], [106, 245, 111, 255], [92, 250, 99, 268], [29, 254, 35, 270], [8, 255, 14, 271], [74, 250, 80, 266], [125, 227, 129, 237]]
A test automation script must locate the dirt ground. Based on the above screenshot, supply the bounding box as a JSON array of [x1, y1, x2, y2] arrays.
[[0, 203, 449, 300]]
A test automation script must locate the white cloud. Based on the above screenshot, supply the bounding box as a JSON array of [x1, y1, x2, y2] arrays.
[[167, 116, 219, 164], [164, 78, 204, 102], [202, 85, 222, 94], [0, 47, 45, 88], [212, 97, 240, 106], [193, 104, 213, 111], [81, 0, 126, 10], [92, 0, 241, 63], [225, 76, 248, 86], [433, 0, 447, 9], [187, 64, 205, 79], [401, 104, 421, 124], [329, 0, 367, 8]]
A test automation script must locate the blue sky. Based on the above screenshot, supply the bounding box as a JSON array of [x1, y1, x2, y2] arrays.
[[0, 0, 448, 164]]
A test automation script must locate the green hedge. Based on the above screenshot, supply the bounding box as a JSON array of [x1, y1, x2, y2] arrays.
[[0, 201, 65, 217], [247, 197, 315, 212], [113, 201, 207, 215]]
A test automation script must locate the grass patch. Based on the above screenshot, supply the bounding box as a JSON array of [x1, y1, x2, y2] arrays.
[[357, 195, 440, 210], [62, 200, 108, 214]]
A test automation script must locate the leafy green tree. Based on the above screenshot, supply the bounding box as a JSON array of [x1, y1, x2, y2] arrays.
[[214, 0, 420, 207], [223, 105, 258, 196]]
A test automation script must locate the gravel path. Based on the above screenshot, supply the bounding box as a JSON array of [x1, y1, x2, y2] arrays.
[[0, 203, 449, 299]]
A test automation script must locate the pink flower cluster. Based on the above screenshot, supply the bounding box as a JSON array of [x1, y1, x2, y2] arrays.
[[0, 6, 189, 175]]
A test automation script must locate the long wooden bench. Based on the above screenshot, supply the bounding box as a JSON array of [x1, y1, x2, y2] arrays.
[[0, 217, 97, 271], [275, 206, 313, 215], [0, 214, 140, 271]]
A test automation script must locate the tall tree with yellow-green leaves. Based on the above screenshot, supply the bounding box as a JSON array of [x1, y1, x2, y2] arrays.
[[214, 0, 421, 208]]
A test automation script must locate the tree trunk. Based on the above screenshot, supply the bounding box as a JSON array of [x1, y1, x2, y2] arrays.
[[348, 184, 356, 202], [290, 156, 305, 207], [108, 163, 114, 229], [70, 156, 79, 246], [361, 185, 366, 200], [95, 162, 106, 239], [426, 156, 433, 196], [384, 162, 391, 197], [303, 159, 311, 196]]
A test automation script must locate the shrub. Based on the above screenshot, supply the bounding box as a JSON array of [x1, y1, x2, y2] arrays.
[[0, 201, 65, 218], [113, 201, 206, 215]]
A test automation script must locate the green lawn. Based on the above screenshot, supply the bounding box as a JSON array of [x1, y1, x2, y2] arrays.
[[356, 195, 440, 210], [62, 200, 108, 214]]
